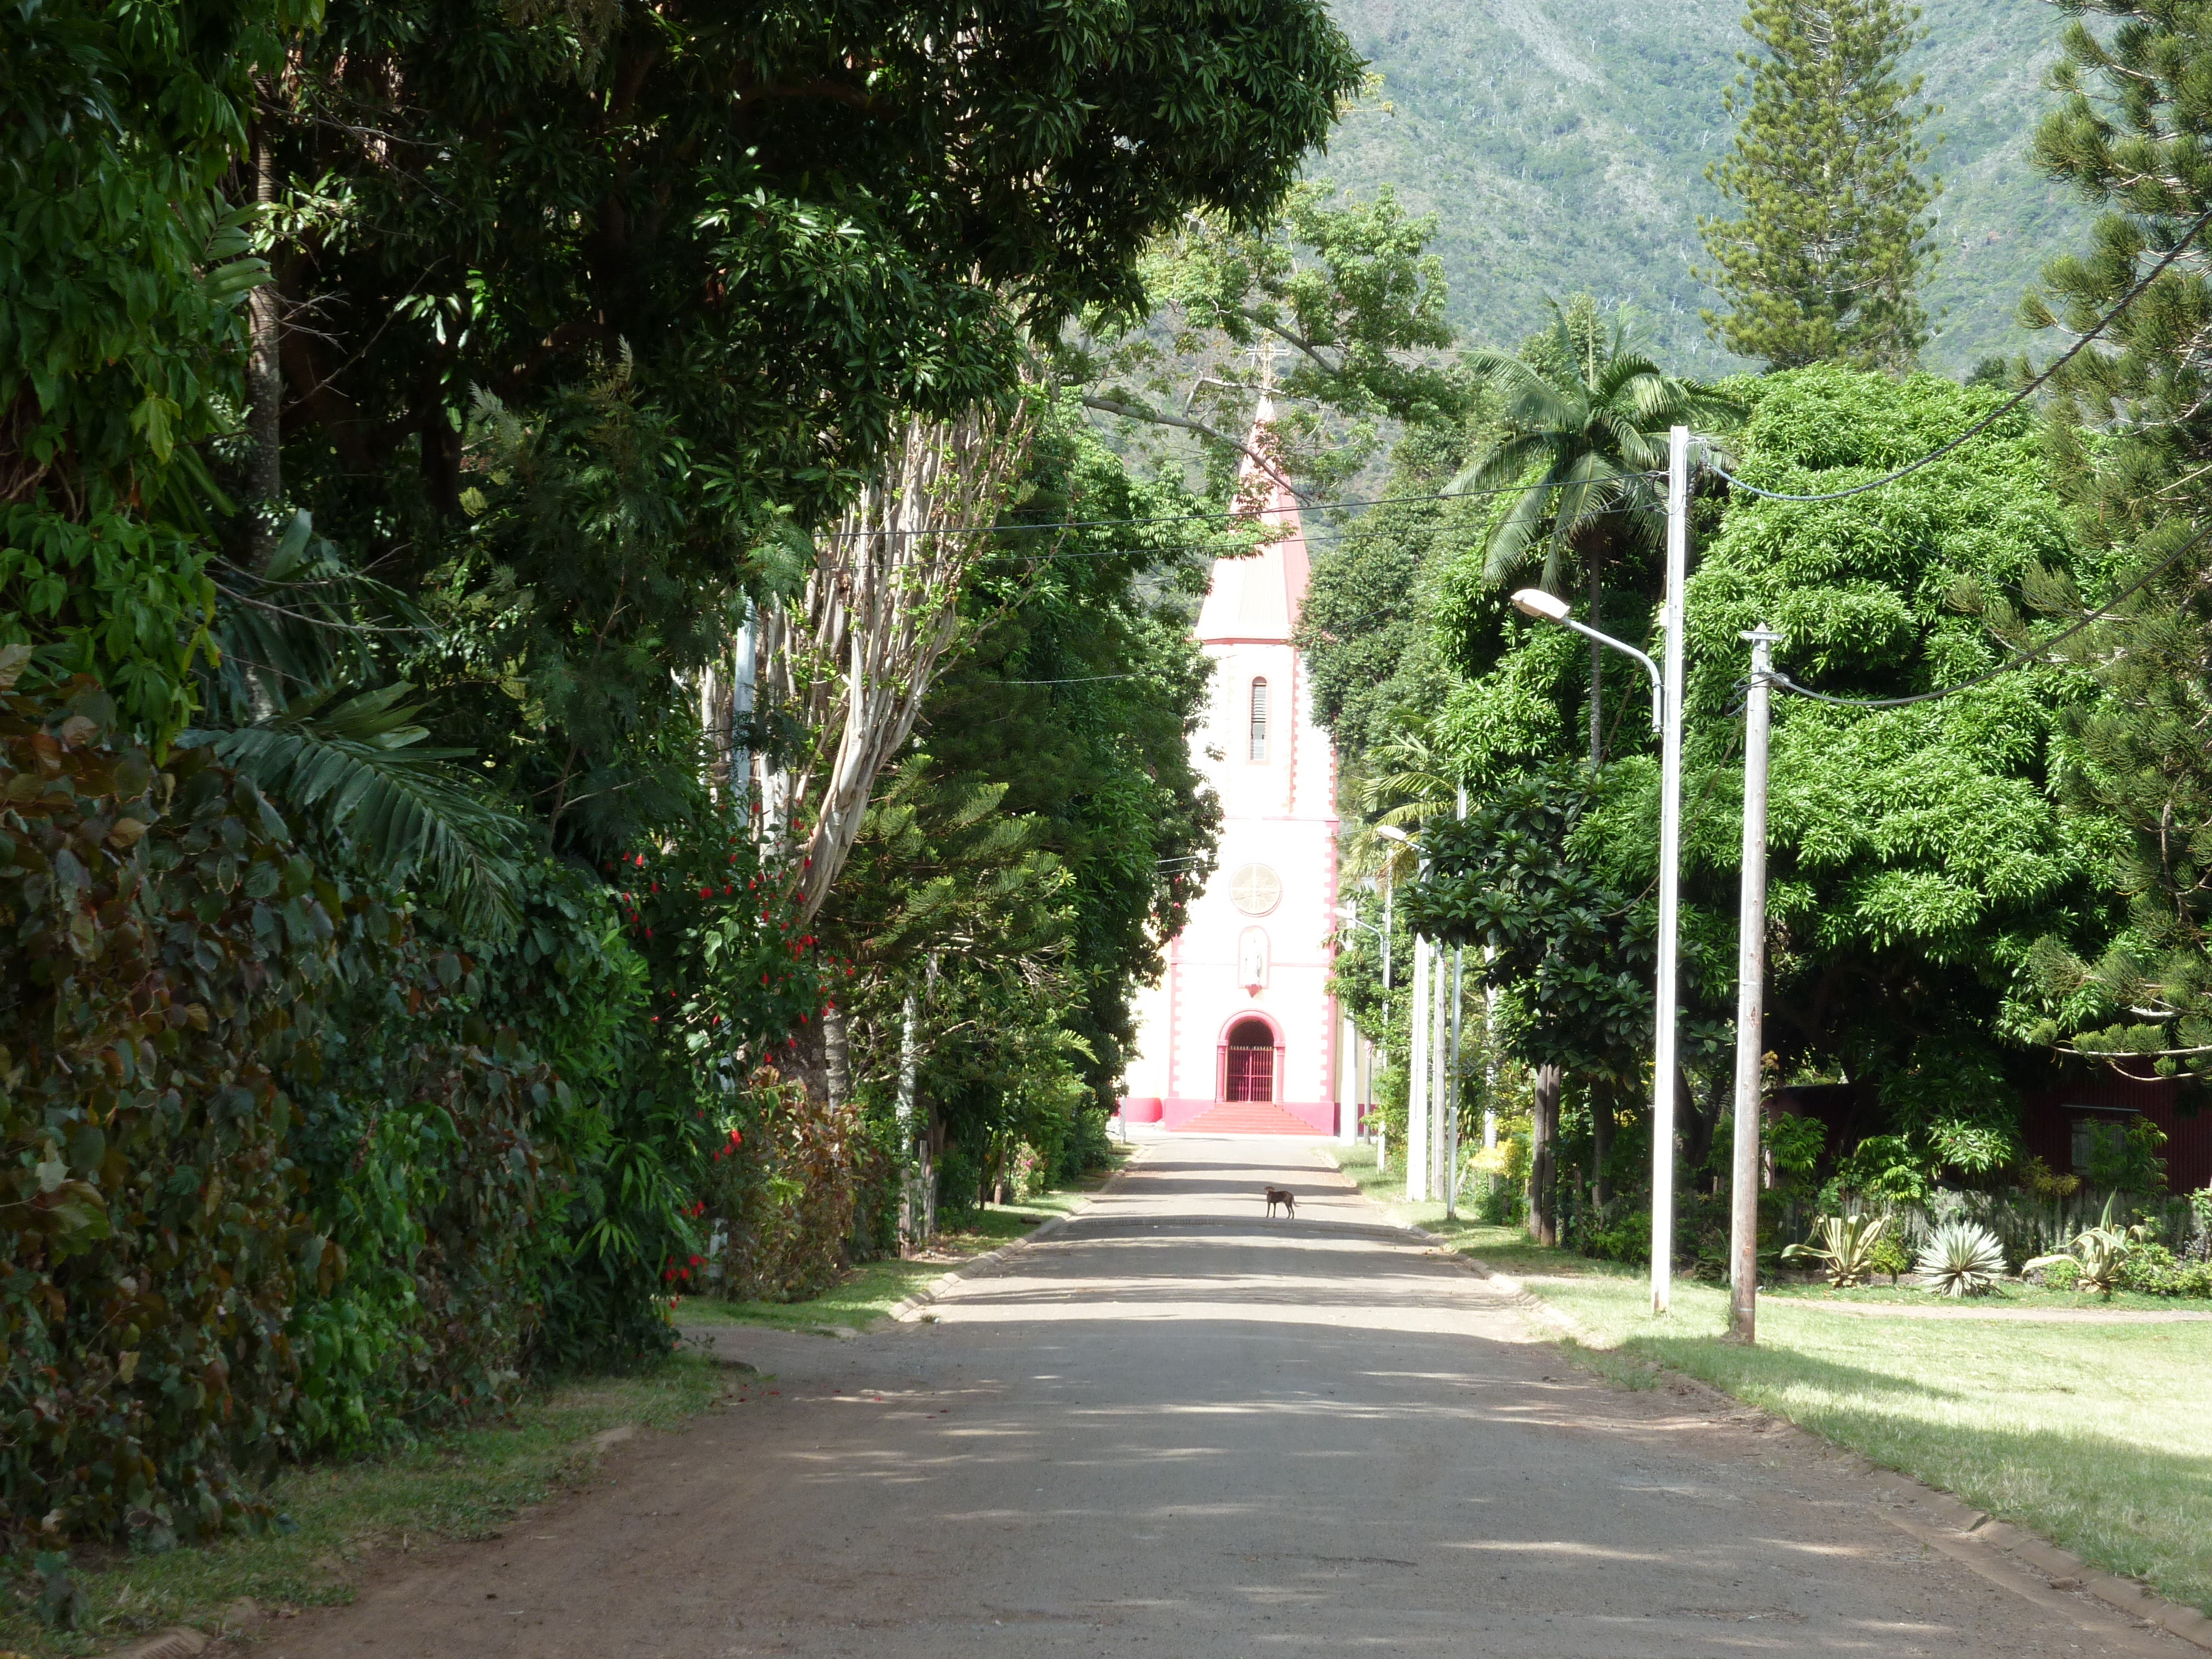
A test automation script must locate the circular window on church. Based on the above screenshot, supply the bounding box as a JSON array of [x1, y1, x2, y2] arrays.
[[1229, 863, 1282, 916]]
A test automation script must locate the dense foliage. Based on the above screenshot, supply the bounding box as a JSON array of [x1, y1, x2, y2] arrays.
[[2026, 0, 2212, 1084], [0, 0, 1373, 1549], [1, 0, 305, 738]]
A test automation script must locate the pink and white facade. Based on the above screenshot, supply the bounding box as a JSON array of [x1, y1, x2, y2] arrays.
[[1119, 426, 1343, 1134]]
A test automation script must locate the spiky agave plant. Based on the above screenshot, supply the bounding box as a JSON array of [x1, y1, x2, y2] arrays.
[[1916, 1221, 2008, 1297], [2023, 1198, 2134, 1298], [1781, 1213, 1889, 1288]]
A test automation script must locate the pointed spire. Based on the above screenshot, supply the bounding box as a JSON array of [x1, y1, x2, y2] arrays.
[[1198, 399, 1309, 644]]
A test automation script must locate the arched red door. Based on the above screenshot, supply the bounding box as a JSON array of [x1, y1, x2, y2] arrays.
[[1223, 1018, 1275, 1102]]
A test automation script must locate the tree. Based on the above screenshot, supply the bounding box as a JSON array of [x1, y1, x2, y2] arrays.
[[1673, 365, 2115, 1178], [759, 403, 1036, 923], [812, 406, 1228, 1217], [1697, 0, 1942, 373], [2021, 0, 2212, 1082], [1401, 769, 1663, 1242], [1444, 300, 1739, 764], [267, 0, 1363, 556], [1079, 180, 1468, 494], [1, 0, 307, 742], [1299, 421, 1491, 766]]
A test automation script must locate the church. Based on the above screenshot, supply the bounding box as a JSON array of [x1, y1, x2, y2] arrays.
[[1118, 411, 1348, 1135]]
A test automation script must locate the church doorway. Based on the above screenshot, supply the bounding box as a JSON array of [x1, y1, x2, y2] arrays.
[[1223, 1018, 1277, 1102]]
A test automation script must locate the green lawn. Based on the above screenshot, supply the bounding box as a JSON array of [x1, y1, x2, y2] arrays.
[[2, 1355, 733, 1657], [1326, 1144, 2212, 1616]]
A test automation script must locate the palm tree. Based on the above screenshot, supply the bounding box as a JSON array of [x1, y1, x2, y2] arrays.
[[1449, 300, 1740, 763]]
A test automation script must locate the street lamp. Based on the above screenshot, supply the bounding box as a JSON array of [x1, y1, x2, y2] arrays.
[[1509, 588, 1661, 732], [1506, 420, 1691, 1316]]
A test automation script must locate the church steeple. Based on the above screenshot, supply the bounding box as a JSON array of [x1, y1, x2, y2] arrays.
[[1195, 398, 1310, 646]]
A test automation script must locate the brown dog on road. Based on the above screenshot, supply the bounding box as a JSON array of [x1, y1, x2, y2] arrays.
[[1264, 1186, 1297, 1219]]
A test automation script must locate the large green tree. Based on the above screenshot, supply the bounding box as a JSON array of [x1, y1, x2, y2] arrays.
[[1697, 0, 1942, 372], [1416, 366, 2119, 1207], [2026, 0, 2212, 1084], [1081, 180, 1467, 495]]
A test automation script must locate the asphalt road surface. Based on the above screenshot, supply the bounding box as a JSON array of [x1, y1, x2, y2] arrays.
[[251, 1138, 2190, 1658]]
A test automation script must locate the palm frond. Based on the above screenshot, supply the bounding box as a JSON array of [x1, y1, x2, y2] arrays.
[[1445, 430, 1563, 497], [1480, 463, 1571, 586], [204, 510, 424, 723], [1464, 347, 1580, 434], [214, 683, 528, 938]]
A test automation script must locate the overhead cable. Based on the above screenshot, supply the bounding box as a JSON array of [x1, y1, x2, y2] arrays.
[[1712, 200, 2212, 505], [1768, 521, 2212, 708]]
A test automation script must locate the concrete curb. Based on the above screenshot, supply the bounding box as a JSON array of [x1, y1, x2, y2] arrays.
[[885, 1144, 1149, 1324]]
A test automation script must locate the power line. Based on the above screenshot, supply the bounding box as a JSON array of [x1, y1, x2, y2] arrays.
[[1768, 521, 2212, 708], [979, 505, 1646, 562], [813, 477, 1664, 541], [994, 672, 1144, 685], [1713, 200, 2212, 507]]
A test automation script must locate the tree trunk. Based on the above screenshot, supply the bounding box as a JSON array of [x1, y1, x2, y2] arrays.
[[823, 1003, 850, 1109], [1676, 1064, 1717, 1186], [1587, 558, 1604, 766], [1531, 1062, 1562, 1246], [246, 123, 283, 568], [1592, 1087, 1613, 1207]]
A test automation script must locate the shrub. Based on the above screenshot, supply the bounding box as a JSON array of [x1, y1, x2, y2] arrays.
[[2082, 1118, 2168, 1194], [715, 1074, 877, 1302], [1764, 1113, 1828, 1193], [0, 662, 333, 1543], [2034, 1256, 2082, 1291], [1782, 1213, 1890, 1287], [1867, 1230, 1913, 1285], [1011, 1141, 1050, 1202], [1063, 1107, 1114, 1180], [1916, 1220, 2007, 1297], [1829, 1134, 1930, 1204]]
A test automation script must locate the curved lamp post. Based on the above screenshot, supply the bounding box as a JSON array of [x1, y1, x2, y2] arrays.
[[1506, 416, 1691, 1315]]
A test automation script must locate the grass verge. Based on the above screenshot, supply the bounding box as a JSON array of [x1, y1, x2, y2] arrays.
[[1326, 1144, 2212, 1616], [679, 1158, 1124, 1334], [2, 1354, 733, 1657]]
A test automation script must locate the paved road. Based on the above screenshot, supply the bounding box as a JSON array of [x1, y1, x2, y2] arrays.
[[254, 1139, 2187, 1657]]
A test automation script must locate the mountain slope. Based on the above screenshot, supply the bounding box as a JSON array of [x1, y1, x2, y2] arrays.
[[1315, 0, 2091, 374]]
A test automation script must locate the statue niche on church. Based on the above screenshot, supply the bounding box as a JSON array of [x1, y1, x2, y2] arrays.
[[1238, 927, 1270, 993]]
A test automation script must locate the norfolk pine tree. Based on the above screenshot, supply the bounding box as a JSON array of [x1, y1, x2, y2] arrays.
[[2018, 0, 2212, 1083], [1698, 0, 1942, 371]]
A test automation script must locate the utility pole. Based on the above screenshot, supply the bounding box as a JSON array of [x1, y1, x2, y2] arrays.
[[1729, 627, 1783, 1342], [1650, 425, 1690, 1316], [1446, 946, 1465, 1217], [1430, 947, 1449, 1202], [1444, 781, 1467, 1218], [1407, 935, 1431, 1204]]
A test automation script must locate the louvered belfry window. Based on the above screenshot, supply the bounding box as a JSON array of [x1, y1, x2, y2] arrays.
[[1249, 677, 1270, 762]]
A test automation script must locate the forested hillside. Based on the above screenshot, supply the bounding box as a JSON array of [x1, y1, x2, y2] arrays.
[[1322, 0, 2086, 372]]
